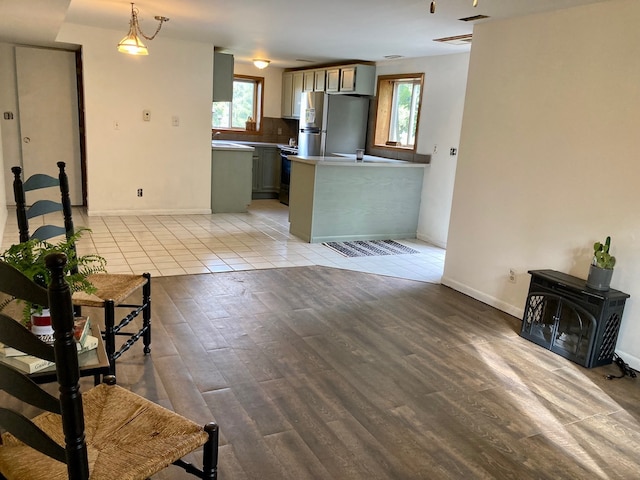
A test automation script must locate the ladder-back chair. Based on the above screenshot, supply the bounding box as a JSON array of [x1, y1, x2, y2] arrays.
[[11, 163, 151, 377], [0, 253, 218, 479]]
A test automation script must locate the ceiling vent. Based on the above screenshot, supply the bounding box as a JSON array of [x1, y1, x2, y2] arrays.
[[433, 34, 473, 45], [459, 14, 489, 22]]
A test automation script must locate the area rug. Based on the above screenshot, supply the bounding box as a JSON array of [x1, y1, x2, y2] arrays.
[[323, 240, 420, 258]]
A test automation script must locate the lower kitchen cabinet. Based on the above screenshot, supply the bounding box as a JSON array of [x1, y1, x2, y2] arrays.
[[252, 146, 281, 199]]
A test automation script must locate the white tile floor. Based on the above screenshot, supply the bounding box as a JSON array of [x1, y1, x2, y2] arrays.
[[2, 199, 445, 283]]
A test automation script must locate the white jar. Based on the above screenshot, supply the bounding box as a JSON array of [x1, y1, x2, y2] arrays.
[[31, 308, 54, 344]]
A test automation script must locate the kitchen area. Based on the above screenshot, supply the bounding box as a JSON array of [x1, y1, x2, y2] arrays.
[[211, 56, 428, 243]]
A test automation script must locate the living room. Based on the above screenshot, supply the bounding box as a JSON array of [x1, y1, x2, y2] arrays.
[[0, 0, 639, 478]]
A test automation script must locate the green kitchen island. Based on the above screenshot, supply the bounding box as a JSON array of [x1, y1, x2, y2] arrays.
[[289, 154, 426, 243]]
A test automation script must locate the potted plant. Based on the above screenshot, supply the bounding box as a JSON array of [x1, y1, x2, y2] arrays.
[[586, 236, 616, 291], [0, 228, 107, 326]]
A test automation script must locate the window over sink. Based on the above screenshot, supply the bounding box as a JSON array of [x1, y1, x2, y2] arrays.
[[212, 75, 264, 132], [373, 73, 424, 151]]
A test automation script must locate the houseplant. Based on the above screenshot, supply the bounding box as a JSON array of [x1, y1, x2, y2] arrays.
[[586, 236, 616, 291], [0, 228, 107, 325]]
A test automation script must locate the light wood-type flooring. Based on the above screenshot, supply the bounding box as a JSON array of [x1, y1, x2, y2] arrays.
[[82, 266, 640, 479]]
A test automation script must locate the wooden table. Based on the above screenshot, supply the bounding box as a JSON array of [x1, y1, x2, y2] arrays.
[[29, 323, 110, 384]]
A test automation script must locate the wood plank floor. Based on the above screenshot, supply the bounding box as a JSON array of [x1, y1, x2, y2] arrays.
[[86, 266, 640, 479]]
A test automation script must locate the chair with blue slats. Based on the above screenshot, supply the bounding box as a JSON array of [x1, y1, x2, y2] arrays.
[[11, 163, 152, 378]]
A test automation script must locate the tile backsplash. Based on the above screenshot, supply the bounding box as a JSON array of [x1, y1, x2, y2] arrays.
[[213, 117, 299, 145]]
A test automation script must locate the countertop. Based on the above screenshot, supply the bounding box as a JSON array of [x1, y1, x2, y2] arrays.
[[212, 139, 292, 150], [290, 154, 425, 167], [211, 140, 255, 152]]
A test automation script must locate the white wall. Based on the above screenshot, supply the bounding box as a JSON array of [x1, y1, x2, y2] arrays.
[[0, 44, 21, 206], [376, 53, 469, 248], [444, 0, 640, 368], [57, 24, 214, 215], [0, 113, 6, 241], [234, 61, 284, 119]]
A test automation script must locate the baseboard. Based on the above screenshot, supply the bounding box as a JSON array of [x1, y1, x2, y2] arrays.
[[416, 231, 446, 249], [87, 208, 212, 217], [310, 232, 418, 244], [441, 275, 524, 319]]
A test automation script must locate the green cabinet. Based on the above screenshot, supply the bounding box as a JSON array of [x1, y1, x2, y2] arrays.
[[326, 65, 375, 95], [211, 147, 252, 213], [283, 65, 375, 116], [213, 52, 234, 102], [281, 71, 303, 118], [252, 147, 281, 199]]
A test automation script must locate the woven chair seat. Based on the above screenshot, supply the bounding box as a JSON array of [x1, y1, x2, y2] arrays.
[[0, 383, 209, 480], [72, 273, 149, 307]]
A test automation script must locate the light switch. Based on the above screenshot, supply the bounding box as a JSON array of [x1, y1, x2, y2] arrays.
[[143, 110, 151, 122]]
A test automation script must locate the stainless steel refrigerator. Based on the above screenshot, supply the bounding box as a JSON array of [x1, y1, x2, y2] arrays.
[[298, 92, 369, 156]]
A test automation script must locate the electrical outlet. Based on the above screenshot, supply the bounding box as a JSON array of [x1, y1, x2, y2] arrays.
[[450, 148, 457, 156], [171, 115, 179, 127], [143, 110, 151, 122], [277, 127, 282, 135], [113, 120, 120, 130], [509, 268, 516, 283], [137, 188, 143, 197]]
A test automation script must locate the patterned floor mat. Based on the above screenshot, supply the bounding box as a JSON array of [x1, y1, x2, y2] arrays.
[[323, 240, 420, 257]]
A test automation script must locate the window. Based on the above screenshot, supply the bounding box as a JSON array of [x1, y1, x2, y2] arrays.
[[212, 75, 263, 132], [373, 73, 424, 151]]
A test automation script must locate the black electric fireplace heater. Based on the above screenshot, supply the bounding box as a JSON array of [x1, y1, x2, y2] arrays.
[[520, 270, 629, 368]]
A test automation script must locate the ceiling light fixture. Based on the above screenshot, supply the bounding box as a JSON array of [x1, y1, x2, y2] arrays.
[[430, 0, 478, 14], [253, 59, 270, 69], [117, 2, 169, 55]]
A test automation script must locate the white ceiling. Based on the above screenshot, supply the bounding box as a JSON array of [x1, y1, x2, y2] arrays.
[[0, 0, 616, 68]]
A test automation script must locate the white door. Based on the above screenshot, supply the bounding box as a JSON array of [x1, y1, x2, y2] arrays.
[[16, 47, 82, 205]]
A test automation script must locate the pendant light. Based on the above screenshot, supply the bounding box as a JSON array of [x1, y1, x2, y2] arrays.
[[117, 3, 169, 55]]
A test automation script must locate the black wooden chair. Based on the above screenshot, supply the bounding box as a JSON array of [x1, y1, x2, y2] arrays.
[[12, 163, 151, 377], [0, 253, 219, 479]]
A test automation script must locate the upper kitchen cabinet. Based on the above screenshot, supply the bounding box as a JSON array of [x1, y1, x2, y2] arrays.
[[302, 71, 315, 92], [213, 52, 234, 102], [326, 64, 376, 95], [282, 71, 304, 118], [314, 70, 326, 91]]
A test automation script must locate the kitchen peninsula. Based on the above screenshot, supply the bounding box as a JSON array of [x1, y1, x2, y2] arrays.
[[289, 155, 426, 243], [211, 141, 254, 213]]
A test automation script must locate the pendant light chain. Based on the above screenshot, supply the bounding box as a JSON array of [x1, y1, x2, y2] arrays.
[[130, 4, 168, 41]]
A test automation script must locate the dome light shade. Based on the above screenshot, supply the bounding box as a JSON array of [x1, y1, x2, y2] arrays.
[[253, 59, 270, 69], [117, 27, 148, 55]]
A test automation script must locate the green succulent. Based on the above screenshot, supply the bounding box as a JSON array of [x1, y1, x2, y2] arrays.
[[0, 228, 107, 325], [592, 236, 616, 270]]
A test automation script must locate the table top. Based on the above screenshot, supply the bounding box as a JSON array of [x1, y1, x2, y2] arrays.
[[29, 323, 109, 384]]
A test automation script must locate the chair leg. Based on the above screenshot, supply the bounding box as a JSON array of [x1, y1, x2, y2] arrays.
[[142, 272, 151, 355], [202, 422, 219, 480], [104, 300, 116, 376]]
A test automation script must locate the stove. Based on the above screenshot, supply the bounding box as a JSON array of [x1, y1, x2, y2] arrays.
[[278, 146, 297, 205]]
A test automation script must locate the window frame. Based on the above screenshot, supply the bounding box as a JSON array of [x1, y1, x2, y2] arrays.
[[372, 73, 424, 152], [212, 74, 264, 134]]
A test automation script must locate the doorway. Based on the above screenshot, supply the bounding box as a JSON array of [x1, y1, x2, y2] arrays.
[[14, 46, 83, 205]]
